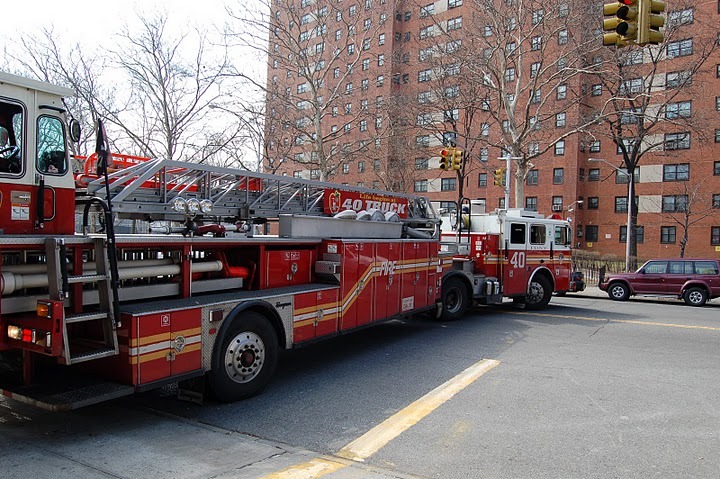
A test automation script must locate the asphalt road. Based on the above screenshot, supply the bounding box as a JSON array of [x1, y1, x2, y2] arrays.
[[2, 295, 719, 478], [138, 295, 720, 478]]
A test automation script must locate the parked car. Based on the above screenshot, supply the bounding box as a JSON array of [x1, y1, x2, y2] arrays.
[[598, 259, 720, 306]]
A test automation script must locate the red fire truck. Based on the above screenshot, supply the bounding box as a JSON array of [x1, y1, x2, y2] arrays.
[[0, 73, 578, 410]]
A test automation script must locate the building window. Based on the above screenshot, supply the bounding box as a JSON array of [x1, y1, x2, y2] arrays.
[[552, 196, 563, 210], [532, 8, 544, 24], [664, 132, 690, 150], [591, 84, 602, 96], [441, 178, 457, 191], [526, 197, 538, 211], [415, 158, 428, 170], [418, 69, 431, 82], [499, 198, 506, 209], [585, 225, 598, 242], [558, 29, 568, 45], [588, 197, 599, 209], [557, 84, 567, 100], [530, 62, 540, 78], [661, 226, 677, 243], [526, 170, 539, 185], [713, 194, 720, 209], [448, 0, 463, 7], [615, 197, 628, 213], [588, 168, 600, 181], [663, 163, 690, 181], [478, 173, 487, 187], [414, 180, 428, 192], [420, 3, 435, 17], [662, 195, 688, 212], [665, 101, 692, 119], [376, 75, 384, 86], [554, 140, 565, 155], [531, 36, 542, 51], [555, 112, 566, 127], [712, 227, 720, 245], [668, 7, 694, 25], [342, 163, 350, 174], [620, 226, 645, 243], [447, 17, 462, 31], [666, 38, 693, 58], [715, 162, 720, 175], [358, 161, 365, 173], [553, 168, 564, 184], [666, 70, 692, 89]]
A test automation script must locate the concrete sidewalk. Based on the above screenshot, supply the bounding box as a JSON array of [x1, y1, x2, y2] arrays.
[[0, 399, 419, 479]]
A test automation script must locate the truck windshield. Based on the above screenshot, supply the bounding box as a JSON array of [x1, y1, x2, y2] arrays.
[[36, 115, 67, 175]]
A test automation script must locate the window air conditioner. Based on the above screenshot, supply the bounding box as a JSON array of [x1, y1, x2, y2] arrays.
[[552, 204, 563, 212]]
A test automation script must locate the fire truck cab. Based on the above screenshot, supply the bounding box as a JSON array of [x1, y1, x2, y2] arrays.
[[441, 205, 577, 309], [0, 72, 79, 236]]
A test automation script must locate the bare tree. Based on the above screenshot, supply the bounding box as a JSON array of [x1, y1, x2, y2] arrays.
[[646, 179, 719, 258], [228, 0, 389, 181], [99, 11, 233, 162], [588, 0, 718, 267], [408, 0, 603, 207]]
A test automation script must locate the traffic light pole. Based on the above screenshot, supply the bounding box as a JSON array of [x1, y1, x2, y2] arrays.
[[498, 155, 522, 208]]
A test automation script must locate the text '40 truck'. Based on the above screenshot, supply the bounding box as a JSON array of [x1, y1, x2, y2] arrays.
[[0, 72, 580, 410]]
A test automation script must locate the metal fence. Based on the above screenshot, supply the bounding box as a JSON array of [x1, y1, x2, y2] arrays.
[[572, 250, 637, 285]]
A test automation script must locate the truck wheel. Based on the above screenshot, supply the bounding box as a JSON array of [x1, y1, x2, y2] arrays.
[[440, 276, 468, 321], [608, 282, 629, 301], [683, 287, 707, 307], [525, 276, 552, 310], [210, 311, 278, 402]]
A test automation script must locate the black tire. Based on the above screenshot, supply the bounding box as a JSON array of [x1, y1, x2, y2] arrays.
[[440, 276, 469, 321], [683, 286, 707, 307], [608, 282, 630, 301], [525, 275, 552, 310], [210, 311, 278, 402]]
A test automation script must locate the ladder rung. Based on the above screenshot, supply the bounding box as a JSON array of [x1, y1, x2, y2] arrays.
[[68, 274, 109, 284], [66, 312, 110, 324], [70, 347, 118, 364]]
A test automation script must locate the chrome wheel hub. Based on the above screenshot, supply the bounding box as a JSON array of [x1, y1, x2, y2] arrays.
[[224, 331, 265, 384]]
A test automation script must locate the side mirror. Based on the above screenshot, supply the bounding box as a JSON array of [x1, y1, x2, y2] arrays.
[[69, 119, 81, 143]]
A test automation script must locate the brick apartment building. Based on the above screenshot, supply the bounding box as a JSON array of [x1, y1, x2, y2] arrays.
[[265, 0, 720, 260]]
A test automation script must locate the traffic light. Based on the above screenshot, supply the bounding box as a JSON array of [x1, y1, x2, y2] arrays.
[[603, 0, 639, 47], [492, 168, 505, 186], [451, 149, 463, 171], [638, 0, 665, 45], [439, 149, 451, 170]]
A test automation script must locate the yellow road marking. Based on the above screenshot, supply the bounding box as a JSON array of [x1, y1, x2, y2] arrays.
[[260, 358, 500, 479], [261, 458, 346, 479], [336, 358, 500, 462], [514, 311, 720, 332]]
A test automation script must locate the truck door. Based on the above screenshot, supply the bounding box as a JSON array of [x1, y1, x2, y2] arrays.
[[503, 222, 528, 296], [552, 224, 572, 291]]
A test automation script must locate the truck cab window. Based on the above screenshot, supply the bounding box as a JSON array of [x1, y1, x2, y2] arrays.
[[37, 116, 67, 175], [554, 225, 570, 245], [0, 101, 23, 174], [530, 224, 546, 244], [509, 223, 525, 244]]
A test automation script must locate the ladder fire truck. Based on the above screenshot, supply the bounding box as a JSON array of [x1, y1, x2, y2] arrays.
[[0, 72, 579, 410]]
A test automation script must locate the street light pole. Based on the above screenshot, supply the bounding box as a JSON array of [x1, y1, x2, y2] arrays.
[[589, 158, 634, 272]]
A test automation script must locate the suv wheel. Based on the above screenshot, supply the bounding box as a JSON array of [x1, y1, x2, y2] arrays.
[[683, 287, 707, 307], [608, 282, 630, 301]]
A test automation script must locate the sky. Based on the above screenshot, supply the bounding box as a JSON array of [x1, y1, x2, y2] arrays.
[[3, 0, 231, 44]]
